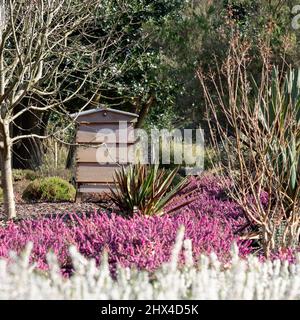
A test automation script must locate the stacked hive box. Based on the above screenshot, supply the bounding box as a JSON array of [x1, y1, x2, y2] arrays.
[[72, 108, 138, 200]]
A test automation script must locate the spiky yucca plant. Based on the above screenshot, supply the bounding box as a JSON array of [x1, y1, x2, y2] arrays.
[[256, 68, 300, 247], [259, 68, 300, 211], [108, 164, 188, 216]]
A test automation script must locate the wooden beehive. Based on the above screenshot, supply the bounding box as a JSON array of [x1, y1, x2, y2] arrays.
[[71, 108, 138, 200]]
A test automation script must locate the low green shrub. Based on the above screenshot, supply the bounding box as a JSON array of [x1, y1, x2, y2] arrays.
[[0, 188, 3, 204], [22, 177, 76, 202]]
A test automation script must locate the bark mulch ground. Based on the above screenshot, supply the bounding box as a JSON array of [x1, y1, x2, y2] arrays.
[[0, 202, 103, 220], [0, 179, 115, 220], [0, 187, 115, 220]]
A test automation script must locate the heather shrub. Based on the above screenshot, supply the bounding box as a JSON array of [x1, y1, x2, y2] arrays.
[[0, 175, 254, 273], [0, 175, 297, 274], [22, 177, 76, 202], [166, 175, 250, 230], [0, 211, 251, 273], [0, 236, 299, 300]]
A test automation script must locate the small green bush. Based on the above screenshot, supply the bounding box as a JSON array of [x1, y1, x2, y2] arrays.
[[22, 177, 76, 202]]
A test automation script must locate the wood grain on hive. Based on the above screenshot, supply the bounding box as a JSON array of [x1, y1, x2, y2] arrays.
[[71, 108, 138, 200]]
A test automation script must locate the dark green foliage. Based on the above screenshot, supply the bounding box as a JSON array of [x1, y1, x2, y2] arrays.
[[22, 177, 76, 202], [148, 0, 298, 130], [64, 0, 184, 116]]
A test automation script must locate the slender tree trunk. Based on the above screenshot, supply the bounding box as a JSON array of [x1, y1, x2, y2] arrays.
[[66, 133, 76, 169], [0, 122, 16, 219], [135, 95, 155, 129], [0, 5, 15, 219]]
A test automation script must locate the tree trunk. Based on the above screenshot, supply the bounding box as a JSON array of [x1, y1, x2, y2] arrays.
[[66, 133, 76, 169], [0, 123, 16, 219], [135, 95, 155, 129]]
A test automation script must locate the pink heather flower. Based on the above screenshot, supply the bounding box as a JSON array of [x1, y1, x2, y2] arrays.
[[0, 175, 255, 274]]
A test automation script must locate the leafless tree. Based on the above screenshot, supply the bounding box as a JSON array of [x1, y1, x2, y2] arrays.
[[0, 0, 141, 219]]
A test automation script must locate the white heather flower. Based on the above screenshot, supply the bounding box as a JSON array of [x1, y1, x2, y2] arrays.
[[0, 234, 299, 300]]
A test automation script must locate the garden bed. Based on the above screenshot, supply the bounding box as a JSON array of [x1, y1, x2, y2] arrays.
[[0, 202, 100, 220], [0, 175, 254, 274]]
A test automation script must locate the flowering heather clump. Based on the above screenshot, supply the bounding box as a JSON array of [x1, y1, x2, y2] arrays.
[[0, 233, 299, 300], [166, 175, 250, 231], [261, 248, 299, 264], [0, 175, 253, 272], [0, 211, 252, 273]]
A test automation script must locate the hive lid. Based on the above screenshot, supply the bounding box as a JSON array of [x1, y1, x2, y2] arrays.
[[70, 107, 139, 119]]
